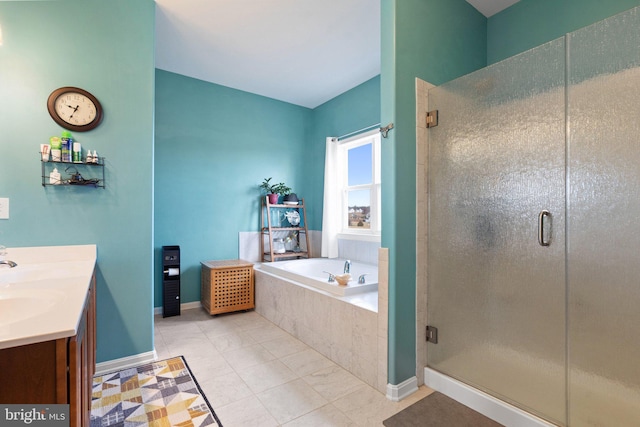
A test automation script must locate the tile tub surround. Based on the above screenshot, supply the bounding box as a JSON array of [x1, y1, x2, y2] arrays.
[[338, 238, 380, 265], [239, 231, 322, 263], [255, 263, 388, 394]]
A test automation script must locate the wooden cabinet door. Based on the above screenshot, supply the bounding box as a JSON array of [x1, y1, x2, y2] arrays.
[[69, 294, 89, 427]]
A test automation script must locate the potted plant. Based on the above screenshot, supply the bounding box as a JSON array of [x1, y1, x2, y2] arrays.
[[274, 183, 299, 204], [259, 177, 279, 204], [272, 182, 290, 197]]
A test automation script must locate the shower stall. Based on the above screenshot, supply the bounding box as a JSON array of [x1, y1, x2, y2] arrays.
[[426, 7, 640, 427]]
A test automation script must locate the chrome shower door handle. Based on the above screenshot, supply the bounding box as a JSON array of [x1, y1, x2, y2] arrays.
[[538, 210, 551, 246]]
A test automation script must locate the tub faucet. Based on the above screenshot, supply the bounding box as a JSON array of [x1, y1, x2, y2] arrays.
[[344, 260, 351, 274], [323, 271, 335, 282], [0, 260, 17, 268]]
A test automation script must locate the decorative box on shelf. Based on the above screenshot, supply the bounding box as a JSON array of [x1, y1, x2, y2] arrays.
[[200, 259, 255, 315]]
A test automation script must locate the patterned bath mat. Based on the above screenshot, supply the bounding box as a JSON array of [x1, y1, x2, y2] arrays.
[[90, 356, 222, 427]]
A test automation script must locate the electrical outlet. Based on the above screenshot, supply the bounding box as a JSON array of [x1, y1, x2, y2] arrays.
[[0, 198, 9, 219]]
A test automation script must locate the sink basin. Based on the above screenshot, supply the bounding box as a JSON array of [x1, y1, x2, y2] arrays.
[[0, 289, 65, 325], [0, 245, 96, 349], [0, 262, 88, 285]]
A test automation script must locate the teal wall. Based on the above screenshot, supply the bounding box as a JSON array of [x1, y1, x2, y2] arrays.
[[488, 0, 640, 64], [0, 1, 155, 363], [303, 75, 381, 230], [154, 71, 380, 306], [154, 70, 312, 306], [381, 0, 487, 384]]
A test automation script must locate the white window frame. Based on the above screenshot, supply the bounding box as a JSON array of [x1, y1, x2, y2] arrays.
[[336, 129, 381, 241]]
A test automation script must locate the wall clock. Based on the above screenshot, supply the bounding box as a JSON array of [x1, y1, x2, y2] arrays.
[[47, 87, 103, 132]]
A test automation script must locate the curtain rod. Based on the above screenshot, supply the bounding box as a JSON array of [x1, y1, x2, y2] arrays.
[[335, 123, 381, 141]]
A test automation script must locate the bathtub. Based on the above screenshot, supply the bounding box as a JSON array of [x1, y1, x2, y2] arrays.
[[259, 258, 378, 296]]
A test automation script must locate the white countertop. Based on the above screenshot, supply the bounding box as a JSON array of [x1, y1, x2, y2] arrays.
[[0, 245, 97, 350]]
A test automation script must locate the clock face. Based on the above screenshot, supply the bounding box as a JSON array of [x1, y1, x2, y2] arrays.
[[47, 87, 103, 131], [54, 92, 97, 126]]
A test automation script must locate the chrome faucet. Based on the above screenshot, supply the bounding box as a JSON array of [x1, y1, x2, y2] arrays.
[[344, 260, 351, 274], [0, 245, 15, 268], [358, 274, 367, 284], [323, 271, 335, 282]]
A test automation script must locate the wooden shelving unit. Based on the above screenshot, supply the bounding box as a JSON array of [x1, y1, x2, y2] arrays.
[[261, 196, 311, 262]]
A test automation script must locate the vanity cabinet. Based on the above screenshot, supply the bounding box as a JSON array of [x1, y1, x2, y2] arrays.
[[0, 274, 96, 427]]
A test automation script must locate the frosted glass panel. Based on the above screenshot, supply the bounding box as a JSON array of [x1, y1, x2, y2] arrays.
[[427, 38, 567, 424], [568, 7, 640, 426]]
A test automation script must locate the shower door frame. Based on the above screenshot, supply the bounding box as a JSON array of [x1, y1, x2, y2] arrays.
[[416, 77, 559, 427], [424, 36, 568, 425]]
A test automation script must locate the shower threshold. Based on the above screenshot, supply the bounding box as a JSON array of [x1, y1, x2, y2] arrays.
[[424, 367, 556, 427], [425, 343, 640, 426]]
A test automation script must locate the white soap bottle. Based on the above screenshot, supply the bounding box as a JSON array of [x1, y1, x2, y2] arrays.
[[49, 167, 61, 185]]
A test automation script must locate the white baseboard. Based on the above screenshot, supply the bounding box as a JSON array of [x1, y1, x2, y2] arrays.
[[424, 367, 555, 427], [153, 301, 202, 316], [386, 376, 419, 401], [95, 349, 158, 376]]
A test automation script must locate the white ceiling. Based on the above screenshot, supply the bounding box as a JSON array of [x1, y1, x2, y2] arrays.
[[154, 0, 519, 109], [466, 0, 520, 18]]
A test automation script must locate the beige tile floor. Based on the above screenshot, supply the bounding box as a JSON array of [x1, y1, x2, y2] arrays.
[[154, 308, 433, 427]]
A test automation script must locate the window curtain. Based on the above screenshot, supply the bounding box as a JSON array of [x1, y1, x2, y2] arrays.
[[321, 137, 339, 258]]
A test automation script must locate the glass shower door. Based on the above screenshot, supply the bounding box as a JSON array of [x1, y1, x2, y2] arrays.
[[567, 8, 640, 426], [427, 38, 567, 424]]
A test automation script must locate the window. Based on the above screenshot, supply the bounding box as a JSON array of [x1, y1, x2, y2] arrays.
[[338, 130, 381, 237]]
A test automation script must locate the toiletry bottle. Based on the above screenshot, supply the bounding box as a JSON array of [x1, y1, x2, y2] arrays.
[[92, 150, 99, 164], [40, 143, 50, 161], [61, 131, 73, 162], [50, 137, 62, 161], [73, 142, 82, 163], [86, 150, 93, 164], [49, 167, 61, 185]]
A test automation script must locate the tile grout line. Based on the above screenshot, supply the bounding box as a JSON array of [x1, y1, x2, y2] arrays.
[[154, 309, 432, 426]]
